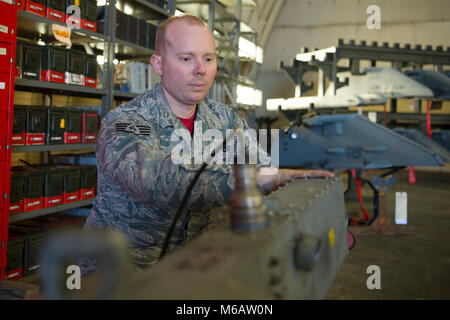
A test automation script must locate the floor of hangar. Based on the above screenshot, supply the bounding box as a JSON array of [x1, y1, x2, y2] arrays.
[[326, 164, 450, 300], [12, 165, 450, 300]]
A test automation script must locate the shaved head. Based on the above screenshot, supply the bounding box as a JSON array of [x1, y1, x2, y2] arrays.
[[155, 14, 211, 55]]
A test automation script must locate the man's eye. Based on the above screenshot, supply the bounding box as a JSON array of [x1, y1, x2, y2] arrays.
[[181, 57, 191, 62]]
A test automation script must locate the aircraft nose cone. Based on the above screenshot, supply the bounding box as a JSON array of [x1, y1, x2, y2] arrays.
[[407, 81, 434, 98]]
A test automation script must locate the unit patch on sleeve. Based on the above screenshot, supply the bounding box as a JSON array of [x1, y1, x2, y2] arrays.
[[115, 123, 151, 136]]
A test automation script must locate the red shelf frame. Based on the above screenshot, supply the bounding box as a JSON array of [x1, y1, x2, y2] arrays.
[[0, 0, 18, 280]]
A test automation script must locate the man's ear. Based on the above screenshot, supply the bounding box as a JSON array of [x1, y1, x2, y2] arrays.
[[150, 55, 163, 76]]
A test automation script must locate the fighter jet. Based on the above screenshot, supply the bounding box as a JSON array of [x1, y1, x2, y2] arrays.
[[266, 95, 363, 111], [335, 67, 434, 99], [266, 67, 433, 111]]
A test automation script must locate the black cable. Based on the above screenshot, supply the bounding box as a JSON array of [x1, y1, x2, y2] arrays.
[[157, 127, 239, 262], [364, 178, 379, 226], [158, 162, 208, 261], [343, 170, 352, 196]]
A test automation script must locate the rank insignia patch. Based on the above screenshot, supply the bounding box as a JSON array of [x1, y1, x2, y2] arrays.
[[115, 123, 151, 136]]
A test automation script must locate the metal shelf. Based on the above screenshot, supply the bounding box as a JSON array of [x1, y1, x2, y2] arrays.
[[93, 38, 155, 60], [237, 75, 255, 86], [12, 144, 95, 153], [215, 70, 232, 81], [239, 22, 255, 34], [295, 40, 450, 68], [15, 78, 106, 97], [8, 199, 94, 224], [334, 39, 450, 66], [215, 72, 254, 86], [218, 0, 257, 8], [125, 0, 172, 21], [216, 44, 238, 59], [115, 39, 155, 59], [177, 0, 240, 34], [113, 90, 141, 99], [17, 10, 106, 44]]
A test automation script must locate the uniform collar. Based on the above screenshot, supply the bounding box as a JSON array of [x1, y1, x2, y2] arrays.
[[154, 83, 216, 131], [154, 83, 180, 129]]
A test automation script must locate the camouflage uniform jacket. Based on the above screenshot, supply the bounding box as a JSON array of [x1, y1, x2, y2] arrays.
[[84, 83, 265, 268]]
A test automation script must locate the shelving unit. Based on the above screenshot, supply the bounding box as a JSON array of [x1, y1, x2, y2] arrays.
[[117, 0, 172, 21], [0, 0, 177, 280], [17, 10, 107, 43], [12, 144, 96, 153], [0, 0, 18, 281], [279, 39, 450, 129], [292, 39, 450, 97], [99, 0, 175, 115], [8, 199, 94, 224], [1, 0, 259, 280], [114, 38, 155, 59], [15, 78, 106, 97], [113, 90, 140, 99]]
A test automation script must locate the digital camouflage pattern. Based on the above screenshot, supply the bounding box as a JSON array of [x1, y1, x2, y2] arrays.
[[83, 83, 268, 271]]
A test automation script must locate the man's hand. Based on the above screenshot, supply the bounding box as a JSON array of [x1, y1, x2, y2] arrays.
[[256, 167, 335, 193]]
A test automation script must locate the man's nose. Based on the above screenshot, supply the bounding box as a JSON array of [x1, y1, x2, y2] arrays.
[[194, 60, 207, 75]]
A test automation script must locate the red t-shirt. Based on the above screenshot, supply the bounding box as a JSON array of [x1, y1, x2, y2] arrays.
[[177, 108, 197, 135]]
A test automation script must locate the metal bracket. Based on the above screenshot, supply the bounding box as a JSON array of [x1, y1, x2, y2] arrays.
[[279, 60, 315, 96], [350, 167, 414, 235]]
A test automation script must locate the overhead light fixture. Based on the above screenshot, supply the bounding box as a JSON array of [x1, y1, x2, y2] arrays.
[[123, 4, 133, 15], [254, 89, 263, 106], [256, 46, 263, 64], [97, 55, 105, 65], [238, 37, 264, 64], [237, 85, 262, 106], [239, 37, 255, 60]]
